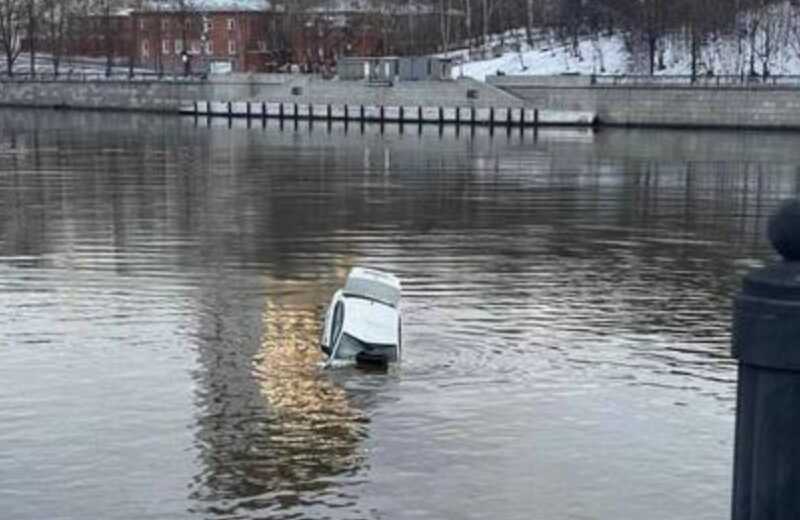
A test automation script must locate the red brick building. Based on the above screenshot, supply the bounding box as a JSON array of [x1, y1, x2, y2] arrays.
[[132, 10, 280, 73], [62, 1, 454, 74]]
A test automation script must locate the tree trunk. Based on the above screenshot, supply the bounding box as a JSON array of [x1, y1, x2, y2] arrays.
[[105, 2, 113, 77], [464, 0, 471, 47], [525, 0, 534, 46], [440, 0, 448, 53], [762, 24, 770, 78], [690, 27, 698, 82], [28, 0, 35, 77], [482, 0, 488, 47]]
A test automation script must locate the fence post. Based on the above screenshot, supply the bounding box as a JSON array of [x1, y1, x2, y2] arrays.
[[731, 199, 800, 520]]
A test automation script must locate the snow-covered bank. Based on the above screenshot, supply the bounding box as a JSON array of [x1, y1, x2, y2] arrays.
[[457, 2, 800, 81]]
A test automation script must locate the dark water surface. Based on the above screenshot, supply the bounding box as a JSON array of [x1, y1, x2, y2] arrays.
[[1, 110, 797, 519]]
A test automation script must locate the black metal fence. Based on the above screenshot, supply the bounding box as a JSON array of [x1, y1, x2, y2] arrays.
[[0, 71, 208, 83], [591, 74, 800, 88]]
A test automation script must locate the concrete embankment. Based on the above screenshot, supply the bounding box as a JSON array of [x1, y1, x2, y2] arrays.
[[0, 73, 596, 128], [489, 75, 800, 130], [0, 73, 517, 112]]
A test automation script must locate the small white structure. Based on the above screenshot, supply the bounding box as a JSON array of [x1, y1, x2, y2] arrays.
[[321, 268, 402, 366]]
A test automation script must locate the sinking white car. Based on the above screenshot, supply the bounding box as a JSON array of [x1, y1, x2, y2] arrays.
[[320, 268, 402, 366]]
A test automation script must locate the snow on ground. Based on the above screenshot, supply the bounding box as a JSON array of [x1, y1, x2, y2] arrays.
[[456, 34, 630, 81], [457, 2, 800, 81]]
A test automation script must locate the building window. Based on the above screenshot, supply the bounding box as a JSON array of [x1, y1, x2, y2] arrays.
[[191, 40, 201, 54], [139, 19, 145, 31], [175, 39, 183, 54], [142, 40, 150, 58], [161, 19, 169, 31], [203, 20, 212, 33], [228, 39, 236, 55], [257, 40, 266, 52], [162, 39, 170, 54], [184, 19, 191, 30], [204, 41, 213, 55], [227, 18, 235, 31]]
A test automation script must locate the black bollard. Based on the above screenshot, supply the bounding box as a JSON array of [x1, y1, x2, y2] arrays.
[[732, 199, 800, 520]]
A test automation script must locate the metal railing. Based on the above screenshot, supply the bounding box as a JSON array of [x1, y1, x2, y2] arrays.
[[591, 74, 800, 88], [0, 71, 208, 83]]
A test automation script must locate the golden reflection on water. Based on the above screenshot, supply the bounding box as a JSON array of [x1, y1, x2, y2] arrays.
[[252, 277, 368, 462]]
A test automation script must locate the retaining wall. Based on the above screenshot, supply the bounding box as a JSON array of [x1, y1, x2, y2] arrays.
[[0, 74, 524, 113], [489, 75, 800, 129]]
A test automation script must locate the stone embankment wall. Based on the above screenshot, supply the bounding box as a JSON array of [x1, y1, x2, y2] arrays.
[[488, 75, 800, 129], [0, 74, 524, 113]]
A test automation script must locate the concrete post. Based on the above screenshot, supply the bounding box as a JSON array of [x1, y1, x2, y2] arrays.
[[732, 199, 800, 520]]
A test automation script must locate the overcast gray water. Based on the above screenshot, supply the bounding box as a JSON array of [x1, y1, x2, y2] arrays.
[[1, 109, 797, 520]]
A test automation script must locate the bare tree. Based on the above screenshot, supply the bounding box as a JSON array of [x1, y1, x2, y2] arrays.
[[0, 0, 24, 75], [524, 0, 534, 46], [41, 0, 72, 75], [25, 0, 36, 75], [439, 0, 452, 52]]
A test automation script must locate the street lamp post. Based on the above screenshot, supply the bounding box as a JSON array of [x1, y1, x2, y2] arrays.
[[181, 50, 190, 77]]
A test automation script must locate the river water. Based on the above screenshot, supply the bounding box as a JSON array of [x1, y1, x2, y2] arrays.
[[0, 109, 796, 520]]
